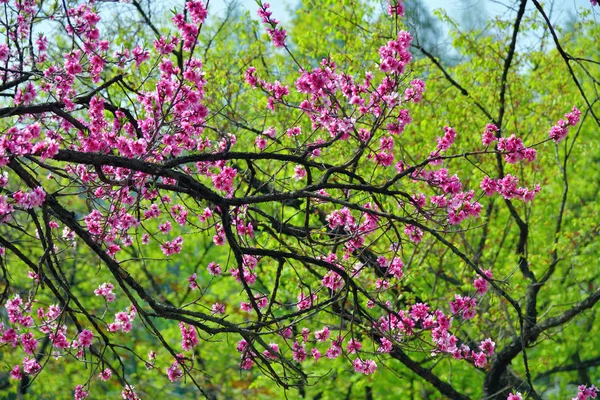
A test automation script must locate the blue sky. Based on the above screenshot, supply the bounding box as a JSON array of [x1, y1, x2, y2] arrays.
[[204, 0, 596, 61], [207, 0, 595, 24]]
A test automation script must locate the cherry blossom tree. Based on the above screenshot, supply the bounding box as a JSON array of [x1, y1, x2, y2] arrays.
[[0, 0, 598, 399]]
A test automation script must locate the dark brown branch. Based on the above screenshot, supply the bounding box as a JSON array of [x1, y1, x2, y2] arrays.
[[388, 346, 470, 400], [535, 356, 600, 381]]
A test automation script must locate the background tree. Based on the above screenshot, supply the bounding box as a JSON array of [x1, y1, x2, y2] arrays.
[[0, 1, 598, 399]]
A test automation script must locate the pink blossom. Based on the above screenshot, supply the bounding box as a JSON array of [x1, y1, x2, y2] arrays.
[[160, 236, 183, 256], [346, 338, 362, 354], [480, 176, 498, 196], [212, 166, 237, 193], [14, 82, 37, 106], [0, 44, 9, 61], [267, 27, 287, 47], [258, 3, 287, 47], [179, 322, 198, 351], [573, 384, 599, 400], [20, 332, 38, 354], [78, 329, 93, 348], [481, 123, 499, 146], [297, 292, 317, 311], [292, 341, 307, 362], [387, 0, 404, 16], [405, 79, 425, 102], [549, 106, 581, 143], [436, 126, 456, 152], [325, 344, 342, 359], [312, 348, 321, 361], [188, 273, 199, 290], [410, 303, 430, 321], [378, 337, 393, 353], [245, 67, 259, 87], [293, 165, 306, 180], [315, 326, 330, 342], [94, 282, 116, 302], [22, 356, 41, 375], [404, 224, 424, 243], [479, 338, 495, 355], [255, 136, 268, 149], [497, 134, 536, 163], [449, 294, 477, 320], [132, 45, 149, 66], [379, 31, 412, 74], [158, 221, 172, 234], [236, 339, 247, 353], [207, 261, 222, 275], [353, 358, 377, 375], [263, 343, 279, 360], [211, 302, 225, 315], [286, 126, 301, 137], [99, 368, 112, 381], [474, 269, 493, 295], [322, 270, 344, 290], [121, 385, 139, 400], [166, 361, 183, 382], [472, 350, 487, 367], [186, 1, 208, 24], [10, 365, 22, 380], [240, 357, 254, 370], [74, 385, 89, 400]]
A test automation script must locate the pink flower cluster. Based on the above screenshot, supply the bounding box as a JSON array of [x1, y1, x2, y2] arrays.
[[353, 358, 377, 375], [166, 357, 184, 382], [77, 329, 94, 348], [74, 385, 89, 400], [573, 385, 599, 400], [230, 255, 259, 285], [263, 343, 279, 360], [449, 294, 477, 320], [107, 306, 137, 333], [379, 31, 412, 74], [549, 106, 581, 143], [404, 79, 425, 102], [5, 294, 33, 327], [481, 174, 541, 202], [94, 282, 116, 302], [186, 1, 208, 24], [212, 166, 237, 194], [171, 13, 199, 51], [180, 322, 199, 351], [387, 0, 405, 16], [404, 224, 424, 243], [0, 123, 60, 166], [436, 126, 457, 152], [240, 294, 268, 312], [207, 261, 222, 275], [474, 270, 493, 295], [160, 236, 184, 256], [322, 270, 344, 291], [481, 123, 499, 145], [297, 292, 317, 310], [14, 82, 37, 105], [497, 134, 536, 163], [258, 3, 287, 48], [327, 207, 356, 231], [12, 187, 46, 209]]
